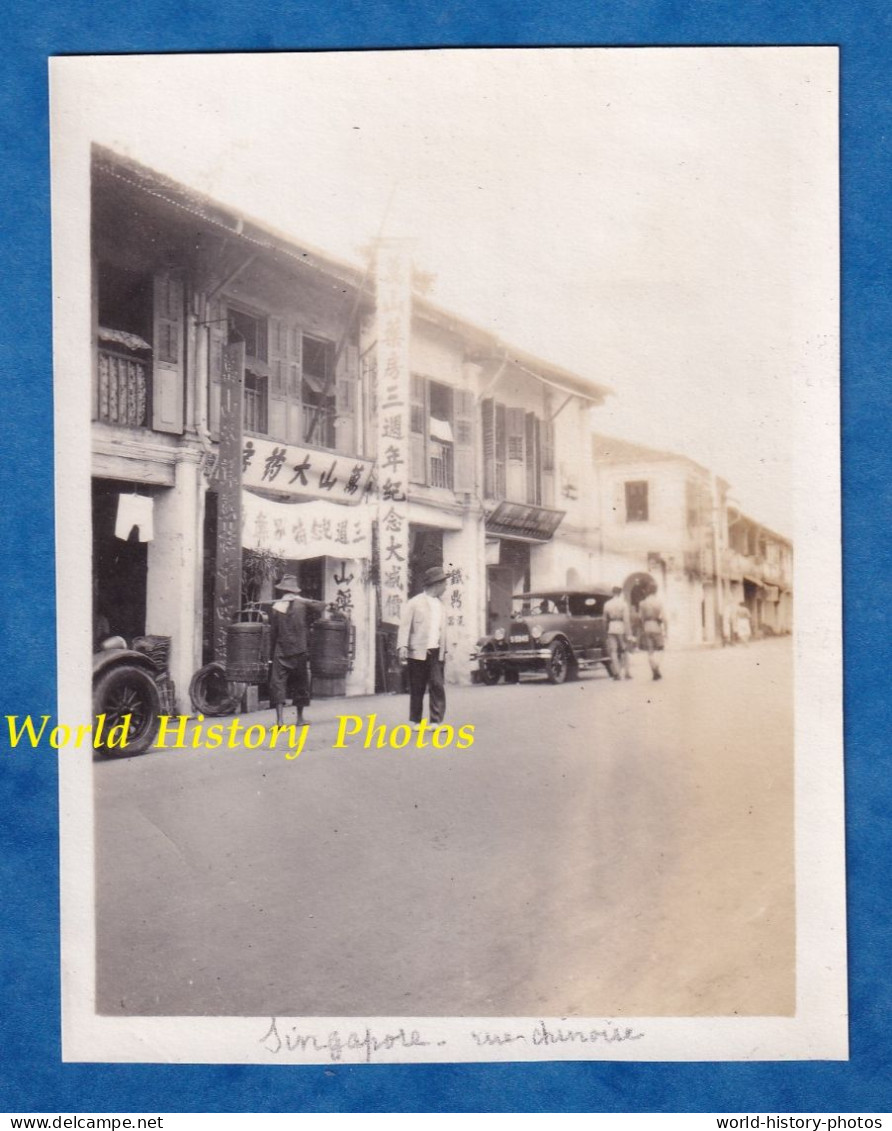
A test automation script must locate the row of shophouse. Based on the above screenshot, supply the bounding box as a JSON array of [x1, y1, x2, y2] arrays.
[[90, 146, 793, 710]]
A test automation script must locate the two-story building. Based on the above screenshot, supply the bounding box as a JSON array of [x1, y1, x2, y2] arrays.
[[591, 434, 794, 646], [90, 147, 612, 706], [91, 147, 375, 706], [723, 507, 794, 639], [591, 434, 732, 647]]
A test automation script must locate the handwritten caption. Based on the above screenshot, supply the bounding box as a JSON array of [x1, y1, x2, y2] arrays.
[[259, 1017, 645, 1062]]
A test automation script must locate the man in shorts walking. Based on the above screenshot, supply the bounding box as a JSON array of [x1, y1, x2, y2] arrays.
[[604, 585, 633, 680], [638, 581, 666, 681]]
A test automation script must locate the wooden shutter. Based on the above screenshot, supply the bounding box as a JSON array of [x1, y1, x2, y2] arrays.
[[335, 343, 358, 454], [453, 388, 475, 494], [525, 412, 539, 504], [481, 398, 495, 498], [152, 271, 184, 434], [505, 406, 525, 501], [539, 417, 555, 506], [494, 402, 507, 499], [207, 298, 227, 441], [267, 316, 287, 440], [287, 328, 302, 443], [409, 374, 426, 484]]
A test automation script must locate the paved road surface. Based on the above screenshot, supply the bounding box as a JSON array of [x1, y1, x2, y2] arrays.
[[94, 638, 793, 1017]]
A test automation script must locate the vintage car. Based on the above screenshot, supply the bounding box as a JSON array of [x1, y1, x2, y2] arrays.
[[473, 588, 616, 685], [92, 636, 164, 755]]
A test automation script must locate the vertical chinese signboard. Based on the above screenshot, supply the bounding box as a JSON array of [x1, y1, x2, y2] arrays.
[[213, 340, 245, 660], [375, 240, 412, 625]]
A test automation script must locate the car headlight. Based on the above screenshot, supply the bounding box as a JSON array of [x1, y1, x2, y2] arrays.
[[531, 625, 543, 640], [494, 627, 506, 641]]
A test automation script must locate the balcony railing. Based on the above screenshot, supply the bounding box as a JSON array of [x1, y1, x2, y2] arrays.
[[97, 347, 148, 428]]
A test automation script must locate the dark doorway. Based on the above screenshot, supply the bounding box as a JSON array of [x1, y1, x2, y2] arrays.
[[92, 479, 149, 648], [407, 526, 444, 597]]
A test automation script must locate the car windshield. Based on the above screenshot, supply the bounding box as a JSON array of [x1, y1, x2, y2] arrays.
[[512, 597, 562, 617], [511, 593, 607, 618]]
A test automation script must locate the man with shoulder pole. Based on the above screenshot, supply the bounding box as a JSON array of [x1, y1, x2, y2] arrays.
[[268, 575, 326, 727], [397, 564, 450, 728]]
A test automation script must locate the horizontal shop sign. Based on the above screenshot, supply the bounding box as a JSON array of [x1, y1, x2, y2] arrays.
[[242, 490, 372, 560], [485, 500, 566, 541], [242, 436, 374, 504]]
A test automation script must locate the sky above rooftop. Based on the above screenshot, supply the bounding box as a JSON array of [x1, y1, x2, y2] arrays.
[[52, 48, 839, 537]]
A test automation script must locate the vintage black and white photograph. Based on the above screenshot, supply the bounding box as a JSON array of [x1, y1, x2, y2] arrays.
[[50, 48, 844, 1063]]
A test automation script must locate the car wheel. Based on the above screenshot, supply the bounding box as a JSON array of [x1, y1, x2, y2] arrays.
[[546, 641, 571, 684], [189, 661, 243, 716], [93, 664, 161, 755], [478, 648, 502, 685]]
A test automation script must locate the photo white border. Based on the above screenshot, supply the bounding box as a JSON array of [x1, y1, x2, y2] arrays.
[[50, 47, 846, 1064]]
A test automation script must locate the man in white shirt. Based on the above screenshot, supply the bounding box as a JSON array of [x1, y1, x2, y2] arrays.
[[397, 564, 450, 726]]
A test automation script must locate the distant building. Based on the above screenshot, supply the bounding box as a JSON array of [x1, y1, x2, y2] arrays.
[[723, 507, 793, 639], [592, 435, 792, 647]]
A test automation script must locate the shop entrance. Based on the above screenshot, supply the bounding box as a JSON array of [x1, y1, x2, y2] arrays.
[[486, 538, 531, 633], [92, 479, 149, 648]]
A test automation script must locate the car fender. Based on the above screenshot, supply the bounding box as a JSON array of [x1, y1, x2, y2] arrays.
[[92, 648, 159, 681], [539, 631, 574, 651]]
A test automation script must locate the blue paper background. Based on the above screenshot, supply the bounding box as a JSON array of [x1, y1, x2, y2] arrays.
[[0, 1, 888, 1115]]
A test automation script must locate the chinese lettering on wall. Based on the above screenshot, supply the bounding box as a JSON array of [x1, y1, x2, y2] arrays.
[[241, 491, 372, 561], [241, 437, 374, 504], [375, 240, 412, 625]]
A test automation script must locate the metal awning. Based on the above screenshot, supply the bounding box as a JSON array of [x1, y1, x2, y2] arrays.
[[485, 501, 566, 542]]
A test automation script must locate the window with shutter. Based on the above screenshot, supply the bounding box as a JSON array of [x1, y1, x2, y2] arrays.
[[409, 375, 427, 484], [152, 270, 184, 435], [453, 388, 475, 494], [625, 480, 650, 522], [335, 343, 358, 455], [481, 398, 495, 498], [538, 417, 555, 506], [302, 334, 335, 448], [494, 402, 507, 499], [267, 315, 287, 439], [287, 329, 302, 445], [207, 298, 226, 441], [506, 407, 525, 462], [525, 412, 540, 504]]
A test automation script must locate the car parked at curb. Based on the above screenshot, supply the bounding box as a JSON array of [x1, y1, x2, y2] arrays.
[[472, 588, 616, 685], [92, 637, 163, 755]]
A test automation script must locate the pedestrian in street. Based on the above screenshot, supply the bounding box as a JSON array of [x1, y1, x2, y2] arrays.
[[268, 575, 325, 727], [604, 585, 633, 680], [736, 602, 752, 646], [397, 564, 449, 728], [638, 581, 666, 681]]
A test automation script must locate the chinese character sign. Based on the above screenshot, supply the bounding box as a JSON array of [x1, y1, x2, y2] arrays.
[[375, 239, 412, 625], [241, 437, 373, 504], [242, 491, 372, 561]]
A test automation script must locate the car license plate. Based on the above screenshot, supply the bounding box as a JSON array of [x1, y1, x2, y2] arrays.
[[511, 633, 530, 643]]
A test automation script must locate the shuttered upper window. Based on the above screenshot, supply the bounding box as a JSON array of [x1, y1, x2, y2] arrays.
[[625, 480, 650, 522], [481, 398, 548, 505]]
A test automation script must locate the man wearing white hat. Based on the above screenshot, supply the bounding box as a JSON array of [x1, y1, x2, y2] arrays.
[[397, 564, 450, 727], [269, 575, 325, 726]]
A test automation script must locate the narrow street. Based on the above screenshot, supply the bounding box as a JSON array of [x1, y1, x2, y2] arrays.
[[94, 638, 794, 1019]]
